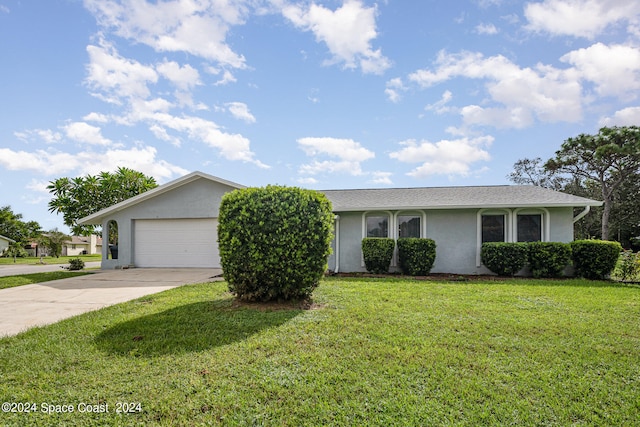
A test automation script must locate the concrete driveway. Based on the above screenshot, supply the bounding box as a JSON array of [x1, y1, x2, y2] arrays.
[[0, 268, 222, 337]]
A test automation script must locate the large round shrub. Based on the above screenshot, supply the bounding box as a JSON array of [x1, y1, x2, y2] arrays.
[[397, 238, 437, 276], [570, 240, 622, 280], [218, 185, 334, 302], [481, 242, 528, 276], [527, 242, 571, 278]]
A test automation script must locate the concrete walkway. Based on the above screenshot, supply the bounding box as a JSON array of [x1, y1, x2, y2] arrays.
[[0, 268, 223, 337]]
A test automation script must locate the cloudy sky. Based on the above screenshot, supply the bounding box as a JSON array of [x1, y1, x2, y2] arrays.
[[1, 0, 639, 232]]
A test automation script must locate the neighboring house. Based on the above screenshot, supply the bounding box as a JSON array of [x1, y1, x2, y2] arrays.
[[62, 235, 102, 256], [78, 171, 602, 275], [0, 234, 15, 256]]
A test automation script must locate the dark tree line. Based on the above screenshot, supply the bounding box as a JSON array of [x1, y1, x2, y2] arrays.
[[509, 126, 640, 248]]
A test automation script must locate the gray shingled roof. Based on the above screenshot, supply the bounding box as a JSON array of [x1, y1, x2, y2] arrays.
[[320, 185, 602, 212]]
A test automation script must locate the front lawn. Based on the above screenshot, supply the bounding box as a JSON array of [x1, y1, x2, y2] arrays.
[[0, 272, 93, 290], [0, 277, 638, 426]]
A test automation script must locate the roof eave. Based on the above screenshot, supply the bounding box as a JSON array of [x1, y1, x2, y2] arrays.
[[331, 201, 604, 212]]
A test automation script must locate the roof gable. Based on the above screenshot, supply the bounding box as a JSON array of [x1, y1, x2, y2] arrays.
[[0, 234, 15, 243], [78, 171, 244, 225], [321, 185, 603, 211]]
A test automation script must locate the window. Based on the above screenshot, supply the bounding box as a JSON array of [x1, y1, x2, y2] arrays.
[[517, 214, 541, 242], [398, 215, 421, 238], [482, 215, 505, 243], [366, 215, 389, 237]]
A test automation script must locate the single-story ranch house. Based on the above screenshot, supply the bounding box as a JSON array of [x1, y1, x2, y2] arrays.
[[78, 171, 602, 275]]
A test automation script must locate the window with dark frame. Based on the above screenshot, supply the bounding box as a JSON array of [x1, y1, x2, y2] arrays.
[[517, 214, 542, 242], [482, 214, 505, 243]]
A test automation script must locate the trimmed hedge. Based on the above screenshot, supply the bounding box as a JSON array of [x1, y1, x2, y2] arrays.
[[217, 185, 334, 302], [570, 240, 622, 280], [528, 242, 571, 278], [481, 242, 528, 276], [397, 238, 437, 276], [362, 238, 395, 274]]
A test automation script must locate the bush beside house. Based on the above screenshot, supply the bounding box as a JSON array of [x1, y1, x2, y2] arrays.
[[397, 238, 437, 276], [481, 242, 529, 277], [218, 185, 334, 302], [570, 240, 622, 280], [362, 238, 395, 274], [527, 242, 572, 278]]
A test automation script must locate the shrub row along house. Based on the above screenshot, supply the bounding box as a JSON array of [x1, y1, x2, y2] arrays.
[[78, 171, 602, 275]]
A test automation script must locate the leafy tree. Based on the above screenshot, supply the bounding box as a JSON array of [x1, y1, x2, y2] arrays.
[[545, 126, 640, 240], [0, 206, 42, 243], [37, 229, 70, 258], [507, 157, 566, 190], [4, 241, 28, 263], [47, 167, 157, 235]]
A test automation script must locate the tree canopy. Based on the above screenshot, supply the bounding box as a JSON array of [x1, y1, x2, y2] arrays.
[[47, 167, 158, 235], [508, 126, 640, 245], [0, 205, 42, 243], [545, 126, 640, 240]]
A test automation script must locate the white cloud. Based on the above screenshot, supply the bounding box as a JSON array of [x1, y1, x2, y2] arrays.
[[475, 23, 498, 34], [281, 0, 390, 74], [298, 136, 375, 177], [0, 145, 188, 182], [389, 136, 493, 177], [64, 122, 113, 146], [297, 177, 319, 185], [83, 112, 110, 123], [156, 60, 201, 90], [14, 129, 62, 144], [599, 106, 640, 126], [370, 171, 393, 185], [524, 0, 640, 39], [298, 137, 375, 162], [85, 39, 158, 103], [299, 159, 365, 176], [425, 90, 454, 114], [142, 112, 268, 168], [84, 0, 248, 68], [385, 78, 405, 103], [407, 50, 583, 128], [226, 102, 256, 123], [560, 43, 640, 100]]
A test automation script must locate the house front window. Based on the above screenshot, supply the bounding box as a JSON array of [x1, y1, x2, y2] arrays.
[[398, 215, 421, 238], [366, 215, 389, 237], [517, 214, 542, 242], [482, 214, 505, 243]]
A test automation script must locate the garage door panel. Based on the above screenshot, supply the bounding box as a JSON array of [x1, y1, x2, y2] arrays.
[[134, 219, 219, 268]]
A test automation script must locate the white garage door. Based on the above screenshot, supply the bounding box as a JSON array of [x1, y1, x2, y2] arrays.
[[134, 218, 219, 268]]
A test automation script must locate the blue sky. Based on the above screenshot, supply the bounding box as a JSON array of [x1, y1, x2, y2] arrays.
[[1, 0, 639, 233]]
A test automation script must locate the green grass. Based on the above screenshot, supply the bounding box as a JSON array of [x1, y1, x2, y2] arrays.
[[0, 271, 93, 290], [0, 277, 638, 426], [0, 254, 101, 266]]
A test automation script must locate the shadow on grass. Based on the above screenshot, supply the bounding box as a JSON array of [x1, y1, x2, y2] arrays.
[[95, 298, 302, 357]]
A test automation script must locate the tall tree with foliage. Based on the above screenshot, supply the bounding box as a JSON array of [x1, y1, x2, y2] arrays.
[[508, 157, 567, 190], [0, 205, 42, 243], [544, 126, 640, 240], [47, 167, 158, 235]]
